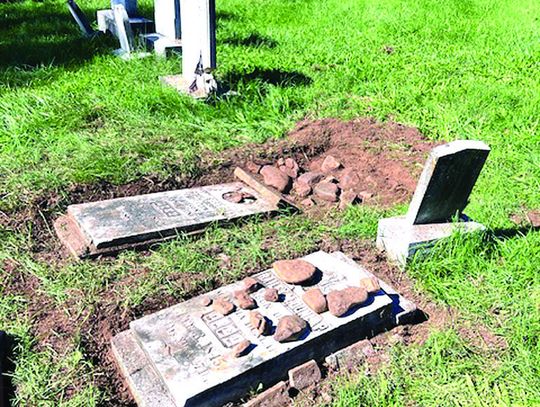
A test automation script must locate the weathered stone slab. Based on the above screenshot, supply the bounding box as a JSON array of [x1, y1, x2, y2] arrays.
[[55, 182, 280, 258], [377, 140, 490, 268], [406, 140, 490, 225], [113, 251, 416, 406]]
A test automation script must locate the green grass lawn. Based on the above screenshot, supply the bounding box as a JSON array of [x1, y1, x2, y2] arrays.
[[1, 0, 539, 405]]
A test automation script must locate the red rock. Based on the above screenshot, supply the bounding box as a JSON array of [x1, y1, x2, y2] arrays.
[[288, 360, 321, 390], [213, 297, 235, 315], [323, 175, 338, 183], [321, 155, 341, 172], [234, 290, 257, 310], [339, 190, 359, 210], [246, 161, 262, 174], [313, 182, 340, 202], [273, 259, 317, 284], [359, 276, 380, 293], [297, 172, 323, 187], [273, 315, 308, 342], [527, 210, 540, 227], [301, 198, 316, 208], [339, 168, 361, 190], [250, 311, 270, 335], [244, 381, 290, 407], [302, 288, 327, 314], [231, 339, 251, 357], [279, 158, 300, 178], [260, 166, 291, 192], [199, 296, 212, 307], [264, 287, 279, 302], [243, 277, 260, 293], [327, 287, 368, 317], [294, 181, 311, 197]]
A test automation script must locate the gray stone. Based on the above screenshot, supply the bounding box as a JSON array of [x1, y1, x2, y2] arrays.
[[407, 140, 490, 225], [54, 182, 279, 258], [112, 251, 411, 407], [377, 140, 490, 268]]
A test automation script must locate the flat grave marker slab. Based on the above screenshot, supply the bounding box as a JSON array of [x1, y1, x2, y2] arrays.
[[112, 251, 417, 407], [55, 181, 282, 258], [377, 140, 490, 267]]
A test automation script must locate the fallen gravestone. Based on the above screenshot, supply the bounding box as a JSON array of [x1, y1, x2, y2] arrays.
[[55, 171, 291, 258], [377, 140, 490, 267], [112, 251, 419, 407]]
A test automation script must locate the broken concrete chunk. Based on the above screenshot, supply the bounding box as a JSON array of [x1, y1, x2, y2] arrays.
[[302, 288, 327, 314], [273, 315, 308, 343], [327, 287, 368, 317], [359, 276, 381, 293], [321, 155, 342, 172], [260, 166, 291, 192], [272, 259, 317, 284], [288, 360, 321, 390], [213, 297, 235, 315], [234, 290, 257, 310], [313, 182, 340, 202]]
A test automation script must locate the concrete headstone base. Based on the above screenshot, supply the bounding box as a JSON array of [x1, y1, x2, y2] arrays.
[[376, 215, 485, 269]]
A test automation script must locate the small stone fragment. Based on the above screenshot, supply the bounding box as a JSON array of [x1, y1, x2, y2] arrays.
[[264, 287, 279, 302], [199, 296, 212, 307], [323, 175, 338, 183], [243, 277, 260, 293], [244, 381, 290, 407], [359, 276, 380, 293], [339, 168, 361, 190], [293, 181, 311, 197], [273, 259, 317, 284], [339, 190, 359, 210], [302, 288, 327, 314], [527, 210, 540, 227], [321, 155, 341, 172], [250, 311, 270, 335], [234, 290, 257, 310], [222, 191, 244, 203], [246, 161, 262, 174], [288, 360, 321, 390], [297, 171, 324, 187], [359, 190, 374, 201], [327, 287, 368, 317], [231, 339, 251, 357], [301, 197, 316, 208], [279, 158, 300, 178], [273, 315, 308, 342], [313, 182, 340, 202], [213, 297, 235, 315], [260, 165, 291, 192]]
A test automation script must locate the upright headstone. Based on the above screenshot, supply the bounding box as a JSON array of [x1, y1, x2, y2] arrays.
[[113, 4, 135, 57], [154, 0, 181, 39], [67, 0, 95, 37], [111, 251, 418, 407], [377, 140, 490, 267]]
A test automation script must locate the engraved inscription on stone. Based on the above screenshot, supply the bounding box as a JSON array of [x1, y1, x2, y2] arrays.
[[67, 182, 277, 249], [128, 251, 393, 407]]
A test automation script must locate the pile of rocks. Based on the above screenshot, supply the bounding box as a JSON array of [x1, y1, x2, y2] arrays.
[[200, 258, 380, 359], [246, 155, 373, 209]]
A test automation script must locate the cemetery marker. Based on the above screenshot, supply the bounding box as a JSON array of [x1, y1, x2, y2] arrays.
[[377, 140, 490, 267]]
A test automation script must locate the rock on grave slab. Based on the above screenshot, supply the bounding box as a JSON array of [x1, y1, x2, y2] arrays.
[[54, 182, 280, 258], [272, 259, 317, 284], [377, 140, 490, 268], [112, 251, 416, 407]]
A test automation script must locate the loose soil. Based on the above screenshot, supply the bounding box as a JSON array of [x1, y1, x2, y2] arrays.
[[1, 118, 504, 406]]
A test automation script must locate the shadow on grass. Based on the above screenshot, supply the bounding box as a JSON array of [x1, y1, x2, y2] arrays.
[[224, 68, 313, 88], [222, 33, 278, 48], [0, 331, 16, 407]]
